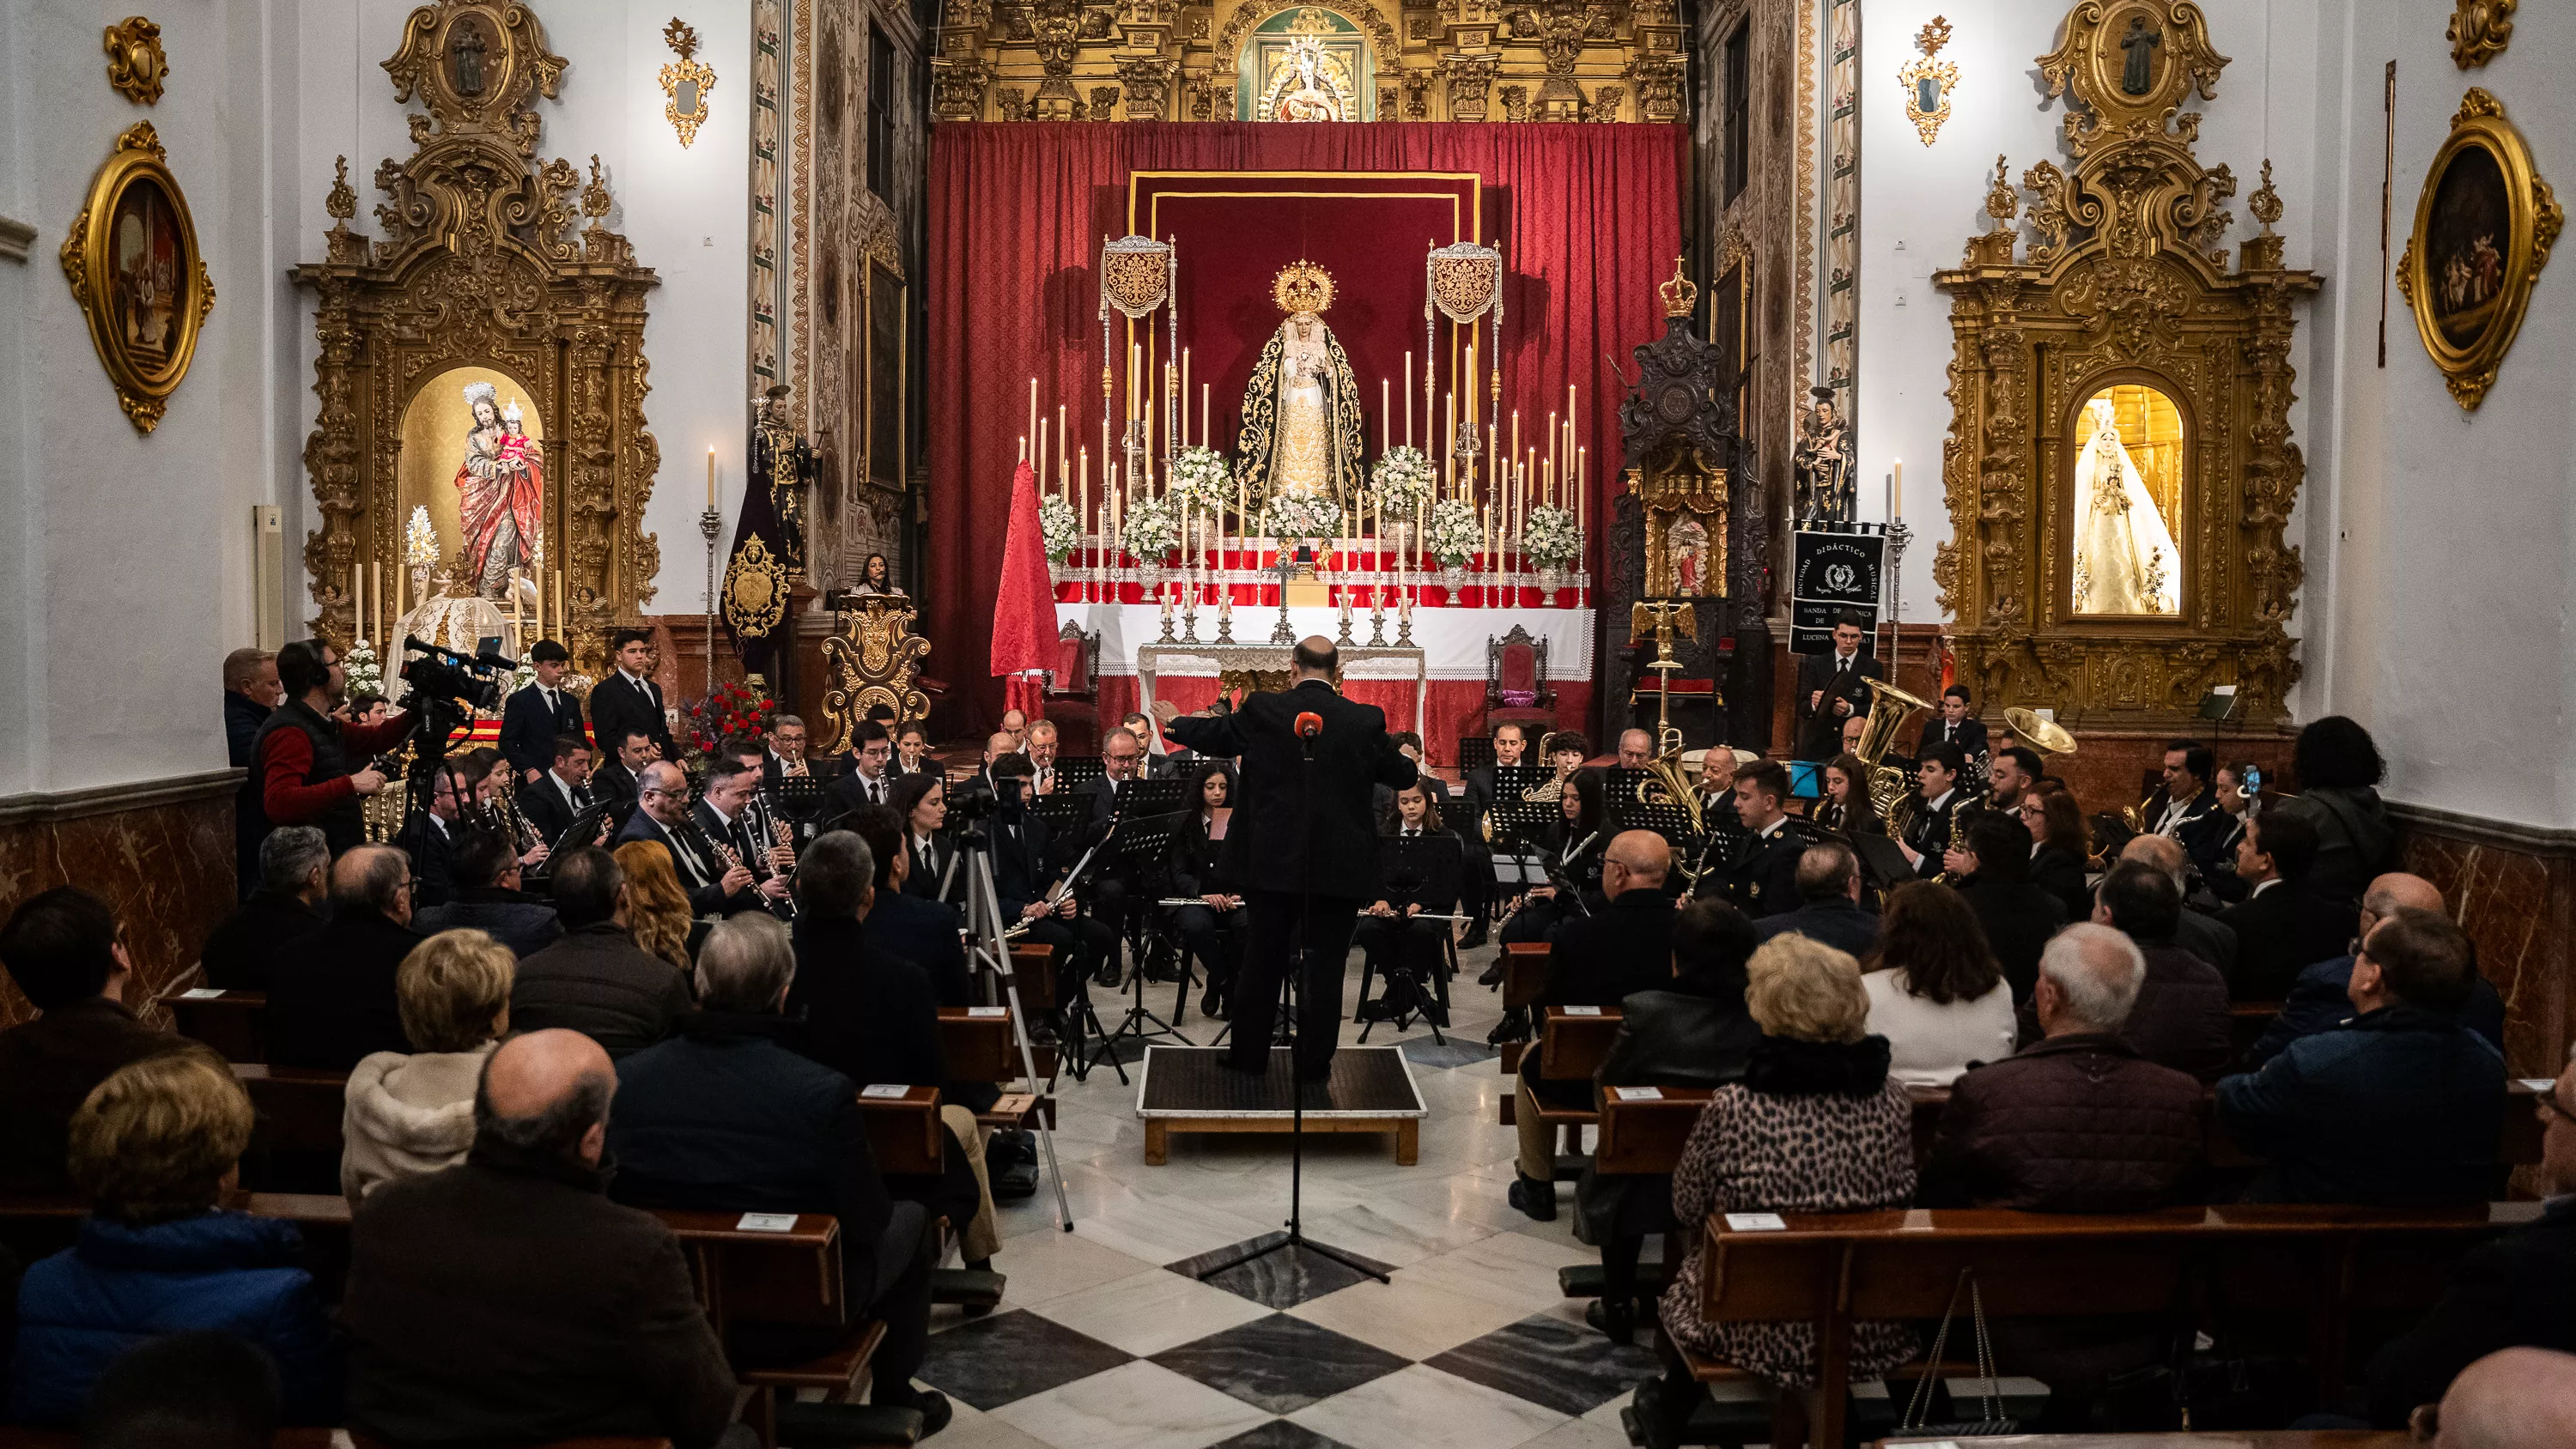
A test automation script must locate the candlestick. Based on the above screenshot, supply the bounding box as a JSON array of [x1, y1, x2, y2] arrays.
[[706, 447, 715, 508], [1201, 384, 1211, 452], [1463, 343, 1477, 426], [373, 562, 384, 650], [1057, 403, 1067, 480]]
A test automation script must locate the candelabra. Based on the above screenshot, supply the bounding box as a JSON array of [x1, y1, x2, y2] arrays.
[[1268, 549, 1297, 646], [701, 505, 722, 688], [1367, 577, 1388, 646], [1885, 517, 1913, 662]]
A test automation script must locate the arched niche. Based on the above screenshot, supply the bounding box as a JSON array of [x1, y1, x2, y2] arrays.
[[1235, 7, 1374, 121]]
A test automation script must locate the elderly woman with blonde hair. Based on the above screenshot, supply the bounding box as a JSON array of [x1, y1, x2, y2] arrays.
[[339, 929, 515, 1203], [1631, 933, 1917, 1448]]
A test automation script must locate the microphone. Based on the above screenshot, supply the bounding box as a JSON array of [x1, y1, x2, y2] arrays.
[[1294, 712, 1323, 739]]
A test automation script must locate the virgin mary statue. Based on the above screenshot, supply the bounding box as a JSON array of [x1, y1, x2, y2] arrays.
[[1235, 259, 1366, 505], [2071, 396, 2181, 615]]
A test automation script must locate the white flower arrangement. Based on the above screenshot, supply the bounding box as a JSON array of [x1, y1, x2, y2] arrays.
[[1370, 446, 1434, 517], [1427, 497, 1482, 568], [1262, 491, 1343, 545], [1119, 492, 1178, 561], [1168, 446, 1231, 513], [1524, 505, 1582, 570], [404, 506, 440, 567], [343, 637, 384, 697], [1039, 494, 1082, 563]]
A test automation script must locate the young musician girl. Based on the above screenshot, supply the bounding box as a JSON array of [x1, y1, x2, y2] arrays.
[[1814, 752, 1883, 835], [1355, 781, 1459, 1028], [1167, 761, 1246, 1021], [1499, 770, 1607, 948], [892, 720, 933, 778], [891, 773, 952, 903]]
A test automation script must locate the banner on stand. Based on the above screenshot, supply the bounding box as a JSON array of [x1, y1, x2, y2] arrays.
[[1789, 528, 1886, 655]]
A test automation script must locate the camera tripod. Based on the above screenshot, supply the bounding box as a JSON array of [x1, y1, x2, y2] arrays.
[[951, 820, 1074, 1232]]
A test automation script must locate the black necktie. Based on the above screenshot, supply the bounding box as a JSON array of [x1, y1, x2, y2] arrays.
[[572, 784, 591, 809]]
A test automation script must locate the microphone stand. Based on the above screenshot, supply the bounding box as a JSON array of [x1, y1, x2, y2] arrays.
[[1196, 711, 1390, 1286]]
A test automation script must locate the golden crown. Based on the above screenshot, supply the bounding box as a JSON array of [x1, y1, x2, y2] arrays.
[[1659, 256, 1698, 318], [1273, 259, 1335, 315]]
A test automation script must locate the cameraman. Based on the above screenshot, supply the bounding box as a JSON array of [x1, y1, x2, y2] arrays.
[[239, 638, 410, 860]]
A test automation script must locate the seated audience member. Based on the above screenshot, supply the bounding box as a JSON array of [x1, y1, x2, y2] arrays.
[[1578, 898, 1762, 1343], [2267, 715, 2396, 904], [265, 845, 423, 1071], [77, 1331, 281, 1449], [2420, 1347, 2576, 1449], [201, 825, 329, 991], [1943, 812, 2068, 1003], [2218, 907, 2503, 1204], [1861, 882, 2018, 1087], [2119, 834, 2239, 978], [0, 888, 174, 1195], [844, 804, 971, 1005], [608, 919, 950, 1434], [2021, 785, 2098, 925], [342, 929, 515, 1203], [2215, 809, 2360, 1001], [509, 846, 690, 1058], [411, 828, 563, 959], [612, 839, 704, 973], [2368, 1054, 2576, 1427], [2090, 861, 2233, 1081], [2250, 872, 2506, 1066], [1922, 923, 2203, 1209], [343, 1029, 738, 1448], [788, 832, 1000, 1266], [1510, 831, 1680, 1222], [1753, 840, 1881, 957], [6, 1050, 337, 1428], [1636, 935, 1915, 1445]]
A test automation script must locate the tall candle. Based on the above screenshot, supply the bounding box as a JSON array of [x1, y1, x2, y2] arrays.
[[1381, 379, 1390, 454], [1403, 352, 1413, 446], [1463, 343, 1477, 426], [1028, 376, 1039, 452], [1201, 385, 1211, 452], [1180, 350, 1191, 446], [1577, 448, 1587, 534], [553, 571, 564, 637], [1511, 411, 1521, 476], [372, 562, 384, 649], [1893, 458, 1904, 520], [1058, 403, 1067, 478], [348, 567, 360, 646], [532, 566, 543, 642], [706, 447, 715, 508]]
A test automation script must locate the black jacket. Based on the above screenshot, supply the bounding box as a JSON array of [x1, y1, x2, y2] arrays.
[[901, 830, 959, 905], [606, 1012, 899, 1307], [2246, 953, 2507, 1069], [866, 889, 972, 1007], [1950, 874, 2069, 1005], [1753, 896, 1882, 959], [2119, 943, 2234, 1083], [1794, 650, 1881, 760], [1576, 982, 1761, 1240], [586, 671, 675, 763], [986, 809, 1057, 919], [787, 916, 947, 1093], [2215, 882, 2359, 1001], [510, 922, 692, 1058], [2172, 906, 2239, 978], [395, 811, 458, 910], [1164, 680, 1418, 901], [1918, 1032, 2205, 1211], [1168, 810, 1241, 899], [590, 758, 641, 808], [224, 689, 270, 769], [1541, 890, 1678, 1009], [500, 682, 586, 778], [344, 1138, 735, 1449], [1899, 789, 1969, 880], [201, 889, 325, 992], [617, 808, 742, 918], [2367, 1198, 2576, 1427], [2217, 1003, 2506, 1205], [1916, 715, 1990, 760], [2029, 844, 2093, 925], [415, 888, 565, 960], [0, 1000, 173, 1196], [519, 770, 595, 849], [824, 767, 900, 822], [267, 909, 422, 1070], [1703, 819, 1806, 919]]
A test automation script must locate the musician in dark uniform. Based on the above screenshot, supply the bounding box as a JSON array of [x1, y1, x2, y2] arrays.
[[518, 734, 595, 848], [617, 761, 757, 917], [589, 727, 654, 809], [1499, 771, 1607, 948], [1914, 684, 1990, 761], [1793, 613, 1881, 761], [1168, 762, 1248, 1021], [692, 757, 793, 918], [499, 640, 586, 783], [1156, 637, 1418, 1080], [986, 755, 1119, 1008], [1354, 781, 1461, 1028], [1075, 727, 1148, 985], [1897, 742, 1972, 880], [1701, 760, 1807, 919], [396, 762, 471, 909], [586, 627, 677, 764], [2139, 739, 2230, 881]]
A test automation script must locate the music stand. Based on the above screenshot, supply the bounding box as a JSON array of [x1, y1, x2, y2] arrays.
[[1097, 809, 1194, 1056], [1358, 834, 1463, 1044], [1030, 793, 1088, 845], [1052, 756, 1107, 791], [1605, 768, 1706, 858], [1486, 767, 1564, 848]]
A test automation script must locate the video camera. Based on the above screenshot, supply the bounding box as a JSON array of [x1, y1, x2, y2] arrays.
[[398, 635, 513, 714]]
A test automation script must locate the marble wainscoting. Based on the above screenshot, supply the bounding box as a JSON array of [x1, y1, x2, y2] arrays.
[[2397, 801, 2576, 1080], [0, 771, 242, 1031]]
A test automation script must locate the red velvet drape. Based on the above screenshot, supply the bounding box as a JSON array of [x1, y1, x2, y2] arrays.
[[927, 122, 1686, 731]]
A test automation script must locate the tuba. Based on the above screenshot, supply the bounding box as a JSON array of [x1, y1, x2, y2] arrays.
[[1855, 676, 1936, 837]]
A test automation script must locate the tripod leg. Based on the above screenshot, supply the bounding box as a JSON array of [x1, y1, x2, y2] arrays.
[[965, 842, 1072, 1232]]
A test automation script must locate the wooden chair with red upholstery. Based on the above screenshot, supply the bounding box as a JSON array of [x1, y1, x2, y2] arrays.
[[1045, 621, 1102, 752], [1485, 624, 1557, 738]]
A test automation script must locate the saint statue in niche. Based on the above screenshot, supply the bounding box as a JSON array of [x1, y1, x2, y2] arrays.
[[1268, 37, 1346, 121], [1669, 516, 1711, 597], [1236, 259, 1366, 504], [1793, 385, 1851, 524], [2117, 16, 2161, 96], [453, 379, 545, 600], [2070, 392, 2180, 615], [450, 16, 489, 97]]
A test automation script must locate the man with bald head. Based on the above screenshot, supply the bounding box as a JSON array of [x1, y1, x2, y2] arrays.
[[266, 844, 424, 1070], [617, 760, 755, 916], [2247, 872, 2505, 1066], [1617, 730, 1655, 770], [2118, 833, 2239, 975], [1509, 830, 1679, 1220], [343, 1029, 738, 1449]]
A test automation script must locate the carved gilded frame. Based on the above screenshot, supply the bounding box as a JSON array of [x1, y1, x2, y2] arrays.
[[1930, 0, 2318, 729], [59, 122, 214, 433], [1635, 444, 1728, 599], [2397, 88, 2562, 412], [293, 0, 661, 676]]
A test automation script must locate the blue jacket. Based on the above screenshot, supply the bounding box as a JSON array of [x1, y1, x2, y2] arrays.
[[2245, 955, 2508, 1068], [7, 1210, 339, 1427], [2216, 1005, 2506, 1205]]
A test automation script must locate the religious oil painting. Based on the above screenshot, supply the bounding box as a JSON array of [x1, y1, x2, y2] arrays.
[[2069, 384, 2184, 618], [110, 178, 185, 372], [61, 121, 213, 432], [2401, 89, 2561, 410], [2427, 143, 2509, 349], [398, 366, 549, 614]]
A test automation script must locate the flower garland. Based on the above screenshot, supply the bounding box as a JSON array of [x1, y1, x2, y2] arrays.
[[1427, 497, 1482, 568], [1524, 505, 1582, 570], [1168, 446, 1231, 513], [1039, 494, 1081, 563], [1262, 491, 1342, 545], [1370, 446, 1433, 518], [342, 637, 383, 697], [1119, 491, 1177, 561], [686, 679, 775, 761]]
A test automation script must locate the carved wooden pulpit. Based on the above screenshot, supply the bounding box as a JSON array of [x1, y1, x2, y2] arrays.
[[819, 592, 933, 754]]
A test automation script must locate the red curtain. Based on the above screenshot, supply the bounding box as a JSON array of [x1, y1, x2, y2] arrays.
[[927, 121, 1686, 731]]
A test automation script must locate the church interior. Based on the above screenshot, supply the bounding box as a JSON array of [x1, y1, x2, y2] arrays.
[[7, 0, 2576, 1444]]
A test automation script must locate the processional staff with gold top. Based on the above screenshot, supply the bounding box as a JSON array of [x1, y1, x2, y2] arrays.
[[1629, 599, 1698, 755]]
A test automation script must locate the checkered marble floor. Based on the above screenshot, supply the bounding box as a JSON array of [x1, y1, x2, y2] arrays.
[[918, 940, 1662, 1449]]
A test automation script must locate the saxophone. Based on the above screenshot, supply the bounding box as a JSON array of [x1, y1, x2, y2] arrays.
[[1928, 801, 1972, 885]]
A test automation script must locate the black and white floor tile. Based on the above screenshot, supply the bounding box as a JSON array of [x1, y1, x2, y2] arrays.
[[914, 942, 1659, 1449]]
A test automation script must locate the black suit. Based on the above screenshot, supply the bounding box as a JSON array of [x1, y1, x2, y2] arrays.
[[1753, 896, 1882, 958], [500, 682, 586, 779], [1166, 679, 1419, 1076], [1900, 789, 1968, 879], [201, 889, 325, 993], [1524, 890, 1678, 1107], [2030, 843, 2093, 924], [2215, 882, 2360, 1002], [1950, 873, 2069, 1005], [1917, 715, 1990, 760], [1704, 818, 1807, 919], [866, 889, 972, 1008], [590, 759, 641, 808], [519, 770, 594, 849], [617, 808, 740, 917], [2143, 789, 2232, 880], [587, 671, 675, 762], [825, 767, 899, 821], [267, 908, 422, 1070], [398, 811, 459, 908], [1794, 650, 1881, 761], [695, 801, 787, 919]]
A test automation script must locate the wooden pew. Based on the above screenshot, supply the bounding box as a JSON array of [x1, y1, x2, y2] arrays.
[[231, 1063, 349, 1193], [2233, 998, 2283, 1054], [855, 1085, 945, 1176], [1692, 1203, 2542, 1449], [936, 1005, 1051, 1130], [165, 984, 268, 1064], [1540, 1005, 1622, 1081]]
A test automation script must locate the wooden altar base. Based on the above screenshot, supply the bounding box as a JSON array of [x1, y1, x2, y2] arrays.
[[1136, 1046, 1425, 1166]]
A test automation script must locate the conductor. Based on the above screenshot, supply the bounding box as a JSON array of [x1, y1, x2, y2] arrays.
[[1156, 637, 1418, 1081]]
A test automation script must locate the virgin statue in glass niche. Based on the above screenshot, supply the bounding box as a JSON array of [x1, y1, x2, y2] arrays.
[[2070, 391, 2182, 615], [1236, 258, 1366, 505]]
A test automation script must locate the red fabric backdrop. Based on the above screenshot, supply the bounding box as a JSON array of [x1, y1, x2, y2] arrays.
[[927, 122, 1686, 731]]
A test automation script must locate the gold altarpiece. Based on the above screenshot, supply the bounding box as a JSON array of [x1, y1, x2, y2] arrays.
[[1930, 0, 2318, 729], [294, 0, 661, 676]]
